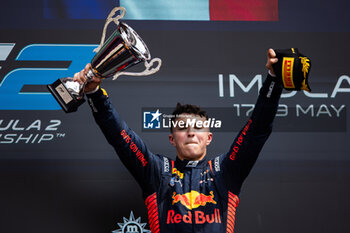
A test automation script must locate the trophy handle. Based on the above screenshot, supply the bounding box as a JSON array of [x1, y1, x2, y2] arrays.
[[112, 58, 162, 80], [93, 6, 126, 53]]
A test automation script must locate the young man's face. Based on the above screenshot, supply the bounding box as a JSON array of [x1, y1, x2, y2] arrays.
[[169, 114, 213, 161]]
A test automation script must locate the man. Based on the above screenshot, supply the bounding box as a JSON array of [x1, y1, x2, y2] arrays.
[[73, 49, 281, 233]]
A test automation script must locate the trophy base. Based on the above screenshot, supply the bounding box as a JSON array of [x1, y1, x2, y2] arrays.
[[47, 79, 85, 113]]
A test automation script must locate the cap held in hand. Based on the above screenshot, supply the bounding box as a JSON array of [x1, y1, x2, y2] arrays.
[[272, 48, 312, 92]]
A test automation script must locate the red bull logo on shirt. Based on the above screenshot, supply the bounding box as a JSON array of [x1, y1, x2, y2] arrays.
[[169, 190, 222, 224], [167, 208, 221, 224], [172, 190, 217, 210], [172, 168, 184, 179]]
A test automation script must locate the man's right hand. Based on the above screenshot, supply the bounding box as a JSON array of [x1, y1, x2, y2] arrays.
[[266, 48, 278, 76], [73, 63, 102, 93]]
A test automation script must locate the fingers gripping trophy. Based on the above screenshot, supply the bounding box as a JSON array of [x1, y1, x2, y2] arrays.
[[47, 7, 162, 113]]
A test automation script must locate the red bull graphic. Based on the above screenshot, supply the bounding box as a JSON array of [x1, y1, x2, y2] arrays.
[[172, 190, 216, 210], [167, 209, 221, 224], [169, 191, 221, 224], [172, 168, 184, 179]]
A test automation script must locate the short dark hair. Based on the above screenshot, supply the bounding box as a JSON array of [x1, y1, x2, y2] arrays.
[[170, 103, 208, 132]]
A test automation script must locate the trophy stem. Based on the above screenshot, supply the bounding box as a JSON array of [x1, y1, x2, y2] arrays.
[[86, 69, 95, 81]]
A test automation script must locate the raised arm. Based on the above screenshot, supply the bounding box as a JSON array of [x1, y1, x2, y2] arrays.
[[73, 64, 162, 195], [220, 49, 283, 192]]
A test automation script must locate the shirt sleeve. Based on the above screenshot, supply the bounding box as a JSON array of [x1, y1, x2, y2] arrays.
[[220, 73, 283, 193], [86, 89, 162, 196]]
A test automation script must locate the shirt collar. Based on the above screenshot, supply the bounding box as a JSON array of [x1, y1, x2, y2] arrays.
[[175, 156, 207, 170]]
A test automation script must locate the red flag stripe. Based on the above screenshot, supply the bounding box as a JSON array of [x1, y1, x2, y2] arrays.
[[210, 0, 278, 21]]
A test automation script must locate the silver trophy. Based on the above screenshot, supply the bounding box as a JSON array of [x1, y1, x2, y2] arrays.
[[47, 7, 162, 113]]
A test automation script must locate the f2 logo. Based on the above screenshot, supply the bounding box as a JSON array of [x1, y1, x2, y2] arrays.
[[0, 44, 97, 110]]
